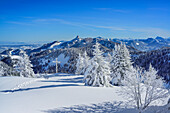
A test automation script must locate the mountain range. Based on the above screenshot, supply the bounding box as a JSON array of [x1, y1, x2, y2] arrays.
[[0, 36, 170, 83], [29, 36, 170, 53], [112, 36, 170, 51]]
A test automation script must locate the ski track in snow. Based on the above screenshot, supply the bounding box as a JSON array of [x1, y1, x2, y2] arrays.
[[4, 78, 42, 94], [3, 73, 73, 94]]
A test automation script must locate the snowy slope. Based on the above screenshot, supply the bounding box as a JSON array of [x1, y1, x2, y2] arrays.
[[0, 74, 169, 113]]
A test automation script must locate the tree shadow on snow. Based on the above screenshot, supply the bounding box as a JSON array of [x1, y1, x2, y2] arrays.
[[40, 77, 83, 84], [43, 101, 138, 113], [42, 73, 77, 79], [0, 84, 80, 93], [43, 101, 168, 113]]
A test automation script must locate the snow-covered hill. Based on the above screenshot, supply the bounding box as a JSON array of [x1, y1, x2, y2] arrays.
[[0, 74, 169, 113]]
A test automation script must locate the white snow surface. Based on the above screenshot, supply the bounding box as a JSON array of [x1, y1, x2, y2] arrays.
[[49, 42, 61, 49], [0, 74, 169, 113], [11, 55, 21, 59], [136, 42, 139, 45]]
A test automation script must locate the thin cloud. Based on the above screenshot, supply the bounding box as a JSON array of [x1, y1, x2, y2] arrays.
[[94, 8, 112, 11], [130, 27, 170, 37], [33, 18, 62, 22], [5, 17, 127, 31], [33, 18, 126, 31], [81, 23, 126, 31], [6, 18, 170, 37], [112, 9, 129, 13], [33, 18, 81, 26], [94, 25, 126, 30], [94, 8, 129, 13], [6, 21, 33, 26]]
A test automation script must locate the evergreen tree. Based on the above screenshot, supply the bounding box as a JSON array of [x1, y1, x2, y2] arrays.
[[110, 43, 133, 85], [82, 51, 90, 74], [75, 53, 84, 74], [0, 66, 4, 76], [106, 53, 112, 63], [84, 43, 111, 87], [56, 58, 58, 73], [144, 64, 163, 88], [14, 50, 35, 77]]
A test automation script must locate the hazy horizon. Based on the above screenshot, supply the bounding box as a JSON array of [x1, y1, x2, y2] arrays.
[[0, 35, 169, 43]]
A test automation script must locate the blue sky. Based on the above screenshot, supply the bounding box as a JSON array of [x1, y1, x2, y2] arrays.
[[0, 0, 170, 42]]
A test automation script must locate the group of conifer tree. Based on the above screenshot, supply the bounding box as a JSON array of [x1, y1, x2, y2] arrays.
[[76, 42, 163, 87]]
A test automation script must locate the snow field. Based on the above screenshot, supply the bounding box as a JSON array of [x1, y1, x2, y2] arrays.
[[0, 73, 169, 113], [0, 73, 124, 113]]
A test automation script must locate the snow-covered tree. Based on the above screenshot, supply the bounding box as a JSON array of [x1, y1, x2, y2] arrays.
[[84, 43, 111, 87], [82, 51, 90, 74], [122, 64, 169, 113], [56, 58, 58, 73], [75, 53, 84, 74], [110, 43, 133, 85], [106, 53, 112, 63], [14, 51, 35, 77], [0, 66, 4, 76], [75, 51, 90, 75]]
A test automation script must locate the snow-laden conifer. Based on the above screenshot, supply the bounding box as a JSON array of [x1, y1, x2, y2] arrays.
[[75, 53, 84, 75], [82, 51, 90, 74], [84, 42, 111, 87], [0, 66, 4, 76], [14, 50, 35, 77], [106, 53, 112, 63], [110, 43, 132, 85], [55, 58, 58, 73]]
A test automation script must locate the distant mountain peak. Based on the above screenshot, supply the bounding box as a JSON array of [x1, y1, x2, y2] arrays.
[[71, 35, 81, 41], [155, 36, 165, 40], [96, 36, 102, 39], [76, 35, 79, 39]]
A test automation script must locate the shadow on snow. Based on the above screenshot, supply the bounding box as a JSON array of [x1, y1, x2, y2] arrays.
[[0, 75, 83, 93], [42, 73, 78, 79], [43, 101, 169, 113], [40, 77, 83, 84], [0, 84, 80, 93], [43, 101, 138, 113]]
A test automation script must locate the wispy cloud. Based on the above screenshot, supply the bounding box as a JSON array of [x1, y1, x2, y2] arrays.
[[94, 8, 129, 13], [6, 18, 170, 37], [81, 23, 126, 31], [94, 8, 112, 11], [112, 9, 129, 13], [130, 27, 170, 37], [6, 21, 33, 26], [33, 18, 61, 22], [6, 18, 80, 27], [33, 18, 82, 26], [33, 18, 126, 31]]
